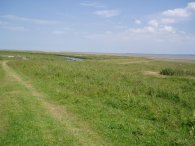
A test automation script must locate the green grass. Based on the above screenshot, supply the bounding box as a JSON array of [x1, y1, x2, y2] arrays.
[[0, 50, 195, 146], [160, 67, 195, 76], [0, 61, 81, 146]]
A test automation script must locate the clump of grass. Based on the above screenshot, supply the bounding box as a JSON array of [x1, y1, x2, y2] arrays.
[[160, 68, 195, 76], [147, 87, 181, 102]]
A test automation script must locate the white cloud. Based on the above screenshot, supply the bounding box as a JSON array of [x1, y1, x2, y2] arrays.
[[129, 26, 156, 33], [128, 22, 176, 35], [160, 18, 176, 24], [162, 8, 190, 17], [160, 26, 175, 33], [84, 27, 194, 43], [148, 19, 159, 27], [1, 15, 59, 25], [162, 2, 195, 18], [187, 2, 195, 10], [133, 2, 195, 37], [134, 19, 141, 25], [88, 2, 195, 43], [94, 10, 120, 17], [80, 1, 104, 8], [83, 2, 195, 52], [145, 26, 156, 32]]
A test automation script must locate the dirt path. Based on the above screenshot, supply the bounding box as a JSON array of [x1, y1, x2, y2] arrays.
[[144, 71, 163, 77], [2, 61, 111, 146]]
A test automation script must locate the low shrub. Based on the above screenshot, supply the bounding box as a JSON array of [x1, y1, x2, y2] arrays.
[[160, 68, 195, 76], [160, 68, 175, 76]]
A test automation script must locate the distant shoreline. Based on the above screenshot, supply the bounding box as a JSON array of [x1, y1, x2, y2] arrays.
[[123, 54, 195, 60], [0, 49, 195, 60]]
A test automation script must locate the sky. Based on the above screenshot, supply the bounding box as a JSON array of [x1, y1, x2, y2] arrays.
[[0, 0, 195, 54]]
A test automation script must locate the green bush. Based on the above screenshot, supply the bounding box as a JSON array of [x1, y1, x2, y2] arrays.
[[160, 68, 175, 76], [160, 68, 195, 76]]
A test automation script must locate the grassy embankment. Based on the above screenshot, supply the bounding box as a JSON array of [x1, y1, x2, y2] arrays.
[[0, 51, 195, 145]]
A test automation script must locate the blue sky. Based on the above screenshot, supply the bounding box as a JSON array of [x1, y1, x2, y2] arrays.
[[0, 0, 195, 54]]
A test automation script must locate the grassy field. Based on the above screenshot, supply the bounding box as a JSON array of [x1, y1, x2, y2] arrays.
[[0, 50, 195, 146]]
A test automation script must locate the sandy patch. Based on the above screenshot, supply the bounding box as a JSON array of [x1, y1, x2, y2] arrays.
[[144, 71, 166, 78]]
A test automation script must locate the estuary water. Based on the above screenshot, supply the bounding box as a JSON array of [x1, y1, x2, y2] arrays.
[[64, 56, 83, 61]]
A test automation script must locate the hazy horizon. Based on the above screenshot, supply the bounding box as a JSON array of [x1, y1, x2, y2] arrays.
[[1, 48, 195, 56]]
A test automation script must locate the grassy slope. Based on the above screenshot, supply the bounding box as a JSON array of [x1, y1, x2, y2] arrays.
[[1, 51, 195, 145]]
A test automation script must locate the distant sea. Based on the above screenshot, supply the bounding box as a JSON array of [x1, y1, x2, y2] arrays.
[[75, 52, 195, 60], [124, 54, 195, 60]]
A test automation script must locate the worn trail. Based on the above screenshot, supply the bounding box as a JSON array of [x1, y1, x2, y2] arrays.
[[2, 61, 111, 146]]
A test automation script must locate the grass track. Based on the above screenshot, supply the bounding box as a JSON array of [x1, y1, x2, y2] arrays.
[[0, 60, 111, 146], [0, 61, 81, 146]]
